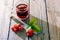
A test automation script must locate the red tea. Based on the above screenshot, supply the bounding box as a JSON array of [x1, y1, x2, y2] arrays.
[[16, 4, 28, 19]]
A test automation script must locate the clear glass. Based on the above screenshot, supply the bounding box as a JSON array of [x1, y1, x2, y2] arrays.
[[14, 0, 29, 20]]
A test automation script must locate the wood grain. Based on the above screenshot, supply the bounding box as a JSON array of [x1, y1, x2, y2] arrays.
[[46, 0, 60, 40], [0, 0, 13, 40]]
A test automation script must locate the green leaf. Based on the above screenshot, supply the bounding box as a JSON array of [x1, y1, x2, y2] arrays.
[[26, 25, 30, 29], [26, 27, 31, 32], [26, 18, 41, 33], [29, 18, 37, 25], [31, 24, 41, 32]]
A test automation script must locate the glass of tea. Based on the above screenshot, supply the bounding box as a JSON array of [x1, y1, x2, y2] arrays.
[[15, 0, 29, 20]]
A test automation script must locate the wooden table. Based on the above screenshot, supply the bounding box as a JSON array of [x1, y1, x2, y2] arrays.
[[0, 0, 60, 40]]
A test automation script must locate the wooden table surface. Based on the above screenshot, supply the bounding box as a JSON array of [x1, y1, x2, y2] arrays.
[[0, 0, 60, 40]]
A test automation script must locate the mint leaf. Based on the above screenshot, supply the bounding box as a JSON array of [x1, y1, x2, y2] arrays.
[[29, 18, 36, 25], [26, 27, 31, 32], [26, 18, 41, 33], [26, 25, 30, 29], [31, 24, 41, 32]]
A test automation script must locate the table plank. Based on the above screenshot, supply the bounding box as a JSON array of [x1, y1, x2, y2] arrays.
[[30, 0, 49, 40], [30, 0, 40, 40], [46, 0, 60, 40], [0, 0, 5, 39], [0, 0, 13, 40]]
